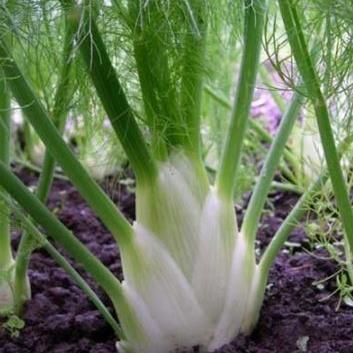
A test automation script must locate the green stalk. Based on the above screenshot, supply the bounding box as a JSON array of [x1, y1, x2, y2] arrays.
[[0, 162, 125, 318], [204, 85, 271, 142], [241, 91, 303, 244], [36, 15, 76, 202], [204, 84, 299, 182], [279, 0, 353, 253], [13, 158, 68, 180], [128, 0, 177, 159], [11, 205, 122, 336], [179, 0, 207, 156], [66, 4, 157, 185], [128, 0, 207, 158], [44, 241, 122, 337], [130, 39, 169, 159], [44, 240, 122, 337], [0, 40, 133, 246], [204, 84, 274, 144], [13, 13, 77, 313], [217, 0, 267, 200], [270, 181, 303, 194], [0, 69, 12, 269], [257, 65, 304, 181]]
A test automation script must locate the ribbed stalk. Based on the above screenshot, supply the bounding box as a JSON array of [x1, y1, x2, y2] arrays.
[[130, 39, 170, 159], [204, 84, 299, 183], [257, 66, 303, 179], [128, 0, 207, 159], [0, 69, 12, 269], [36, 15, 76, 202], [217, 0, 267, 201], [128, 0, 177, 159], [179, 0, 207, 157], [279, 0, 353, 254], [67, 4, 157, 185], [0, 40, 133, 246], [13, 12, 76, 313], [241, 91, 303, 244]]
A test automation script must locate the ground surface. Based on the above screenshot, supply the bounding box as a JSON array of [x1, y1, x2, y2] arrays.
[[1, 166, 352, 353]]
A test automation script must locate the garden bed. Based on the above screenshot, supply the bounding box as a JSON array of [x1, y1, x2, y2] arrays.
[[1, 168, 352, 353]]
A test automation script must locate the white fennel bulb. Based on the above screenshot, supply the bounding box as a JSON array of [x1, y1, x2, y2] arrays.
[[115, 152, 259, 353]]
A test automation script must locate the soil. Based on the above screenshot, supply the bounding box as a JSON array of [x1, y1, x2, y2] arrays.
[[1, 167, 352, 353]]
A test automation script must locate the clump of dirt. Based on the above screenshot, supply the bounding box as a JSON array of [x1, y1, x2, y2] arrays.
[[1, 167, 352, 353]]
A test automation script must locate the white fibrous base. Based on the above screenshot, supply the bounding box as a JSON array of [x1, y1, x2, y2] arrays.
[[115, 153, 263, 353]]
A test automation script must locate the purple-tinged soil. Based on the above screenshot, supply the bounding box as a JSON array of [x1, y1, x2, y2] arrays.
[[0, 168, 351, 353]]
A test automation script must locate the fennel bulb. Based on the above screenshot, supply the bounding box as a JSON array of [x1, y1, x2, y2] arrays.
[[115, 152, 260, 353]]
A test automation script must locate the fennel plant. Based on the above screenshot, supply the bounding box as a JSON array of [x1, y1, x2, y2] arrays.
[[0, 1, 352, 352]]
